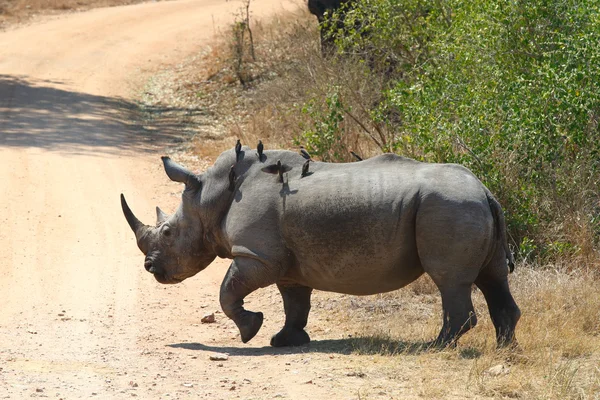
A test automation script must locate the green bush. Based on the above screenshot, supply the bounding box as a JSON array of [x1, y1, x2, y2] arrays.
[[296, 89, 348, 161], [313, 0, 600, 262]]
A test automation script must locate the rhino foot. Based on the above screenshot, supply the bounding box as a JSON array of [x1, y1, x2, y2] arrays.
[[237, 311, 264, 343], [270, 327, 310, 347]]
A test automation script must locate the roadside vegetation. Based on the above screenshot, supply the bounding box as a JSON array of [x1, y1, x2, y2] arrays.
[[138, 1, 600, 398]]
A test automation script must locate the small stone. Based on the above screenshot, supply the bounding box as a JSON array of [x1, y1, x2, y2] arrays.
[[484, 364, 510, 377], [201, 313, 215, 323], [346, 371, 366, 378], [182, 383, 193, 388], [209, 353, 229, 361], [35, 389, 43, 393]]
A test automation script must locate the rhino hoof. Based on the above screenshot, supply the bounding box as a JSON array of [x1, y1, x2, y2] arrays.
[[270, 327, 310, 347], [239, 311, 264, 343]]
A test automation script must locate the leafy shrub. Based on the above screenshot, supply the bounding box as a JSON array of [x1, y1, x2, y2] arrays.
[[314, 0, 600, 262], [296, 89, 348, 161]]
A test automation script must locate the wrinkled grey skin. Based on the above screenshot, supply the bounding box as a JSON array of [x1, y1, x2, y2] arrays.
[[121, 148, 521, 348]]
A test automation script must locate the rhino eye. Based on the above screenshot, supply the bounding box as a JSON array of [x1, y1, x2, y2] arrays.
[[162, 226, 172, 237]]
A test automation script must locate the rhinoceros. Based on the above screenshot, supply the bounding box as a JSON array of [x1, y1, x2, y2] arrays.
[[308, 0, 353, 52], [121, 147, 520, 348]]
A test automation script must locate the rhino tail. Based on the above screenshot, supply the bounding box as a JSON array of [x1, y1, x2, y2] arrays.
[[485, 188, 515, 273]]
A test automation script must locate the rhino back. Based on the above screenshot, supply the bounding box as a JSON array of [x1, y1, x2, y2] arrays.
[[222, 152, 493, 295]]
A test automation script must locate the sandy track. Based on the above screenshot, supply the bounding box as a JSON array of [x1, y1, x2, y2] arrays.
[[0, 1, 357, 399]]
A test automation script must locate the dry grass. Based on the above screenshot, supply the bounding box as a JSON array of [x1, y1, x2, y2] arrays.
[[137, 7, 388, 163], [318, 267, 600, 399], [228, 9, 391, 160], [0, 0, 164, 29]]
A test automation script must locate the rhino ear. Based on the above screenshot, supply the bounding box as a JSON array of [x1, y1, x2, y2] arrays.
[[161, 156, 201, 191], [156, 206, 168, 225]]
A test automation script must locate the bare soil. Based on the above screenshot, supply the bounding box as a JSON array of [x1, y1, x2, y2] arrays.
[[1, 1, 599, 400], [0, 0, 166, 30]]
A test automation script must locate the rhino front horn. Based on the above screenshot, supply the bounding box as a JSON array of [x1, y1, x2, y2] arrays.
[[120, 194, 150, 241], [161, 156, 201, 191]]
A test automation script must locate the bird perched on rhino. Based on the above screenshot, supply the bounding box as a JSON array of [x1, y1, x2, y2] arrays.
[[260, 159, 292, 183], [276, 159, 284, 183], [301, 160, 310, 178], [350, 150, 363, 161], [228, 165, 236, 191], [235, 139, 242, 162], [299, 146, 312, 161], [257, 140, 264, 161]]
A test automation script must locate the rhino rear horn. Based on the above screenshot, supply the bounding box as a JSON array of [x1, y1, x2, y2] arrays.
[[156, 206, 168, 225], [161, 156, 201, 191]]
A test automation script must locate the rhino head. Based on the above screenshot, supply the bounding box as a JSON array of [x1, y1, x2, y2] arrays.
[[121, 157, 217, 284]]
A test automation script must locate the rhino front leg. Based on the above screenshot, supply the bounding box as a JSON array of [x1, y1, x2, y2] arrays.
[[271, 284, 313, 347], [219, 258, 277, 343]]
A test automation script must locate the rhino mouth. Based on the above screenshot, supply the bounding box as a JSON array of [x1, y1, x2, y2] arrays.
[[153, 273, 182, 285], [143, 256, 183, 284]]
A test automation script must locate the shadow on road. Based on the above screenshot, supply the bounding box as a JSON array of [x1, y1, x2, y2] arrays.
[[168, 336, 482, 358], [0, 74, 203, 155]]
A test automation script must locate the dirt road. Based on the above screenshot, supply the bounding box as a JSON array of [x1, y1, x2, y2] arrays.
[[0, 1, 370, 399]]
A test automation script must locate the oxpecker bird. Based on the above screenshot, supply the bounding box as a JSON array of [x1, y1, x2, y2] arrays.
[[257, 140, 264, 161], [228, 165, 236, 191], [277, 159, 284, 183], [350, 150, 363, 161], [261, 161, 291, 181], [301, 160, 310, 177], [235, 139, 242, 162], [299, 146, 312, 161]]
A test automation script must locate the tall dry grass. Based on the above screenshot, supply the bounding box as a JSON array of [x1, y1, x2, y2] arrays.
[[326, 267, 600, 399], [182, 8, 389, 162]]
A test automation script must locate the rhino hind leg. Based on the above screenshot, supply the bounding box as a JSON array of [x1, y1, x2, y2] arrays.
[[271, 284, 312, 347], [475, 259, 521, 347], [429, 283, 478, 348], [219, 258, 277, 343]]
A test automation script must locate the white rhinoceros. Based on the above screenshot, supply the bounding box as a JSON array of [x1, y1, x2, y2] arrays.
[[121, 146, 520, 348]]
